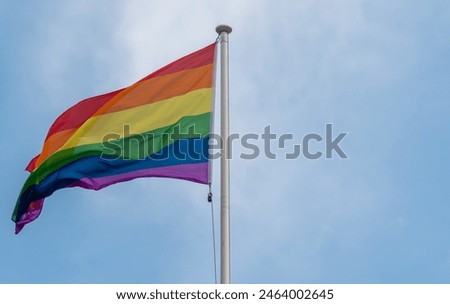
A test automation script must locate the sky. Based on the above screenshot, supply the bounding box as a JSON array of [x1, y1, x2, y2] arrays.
[[0, 0, 449, 283]]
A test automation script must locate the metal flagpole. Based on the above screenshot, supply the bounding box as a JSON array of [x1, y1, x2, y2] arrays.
[[215, 24, 232, 284]]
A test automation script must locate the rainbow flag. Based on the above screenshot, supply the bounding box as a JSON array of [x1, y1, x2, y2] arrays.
[[12, 43, 216, 234]]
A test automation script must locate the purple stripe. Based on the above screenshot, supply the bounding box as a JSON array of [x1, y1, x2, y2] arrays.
[[68, 162, 208, 190], [15, 199, 44, 234]]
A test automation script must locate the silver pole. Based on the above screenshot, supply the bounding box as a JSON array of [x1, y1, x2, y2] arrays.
[[215, 24, 232, 284]]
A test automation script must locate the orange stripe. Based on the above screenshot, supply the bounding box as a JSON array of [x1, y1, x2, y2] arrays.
[[95, 63, 213, 116], [34, 129, 77, 170]]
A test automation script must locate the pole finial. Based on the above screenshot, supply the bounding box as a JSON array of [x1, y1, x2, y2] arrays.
[[215, 24, 232, 34]]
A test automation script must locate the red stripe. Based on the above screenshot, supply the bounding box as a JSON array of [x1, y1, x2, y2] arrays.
[[26, 155, 40, 172], [138, 43, 216, 82]]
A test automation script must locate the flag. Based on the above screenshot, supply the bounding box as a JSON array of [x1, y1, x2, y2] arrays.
[[12, 43, 216, 234]]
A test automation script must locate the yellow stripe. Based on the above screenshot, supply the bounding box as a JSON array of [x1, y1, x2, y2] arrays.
[[59, 88, 212, 150]]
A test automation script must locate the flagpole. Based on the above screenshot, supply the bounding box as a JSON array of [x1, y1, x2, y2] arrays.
[[215, 24, 232, 284]]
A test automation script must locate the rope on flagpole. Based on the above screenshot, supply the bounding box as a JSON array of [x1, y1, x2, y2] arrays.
[[208, 182, 218, 284]]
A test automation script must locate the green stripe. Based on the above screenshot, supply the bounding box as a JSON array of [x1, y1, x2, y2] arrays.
[[21, 112, 211, 194]]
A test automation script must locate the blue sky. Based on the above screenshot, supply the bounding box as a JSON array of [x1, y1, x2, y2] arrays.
[[0, 0, 449, 283]]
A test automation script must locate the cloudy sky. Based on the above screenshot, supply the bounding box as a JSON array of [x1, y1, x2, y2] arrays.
[[0, 0, 449, 283]]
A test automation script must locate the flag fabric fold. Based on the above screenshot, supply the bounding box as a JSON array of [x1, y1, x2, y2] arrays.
[[13, 43, 216, 234]]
